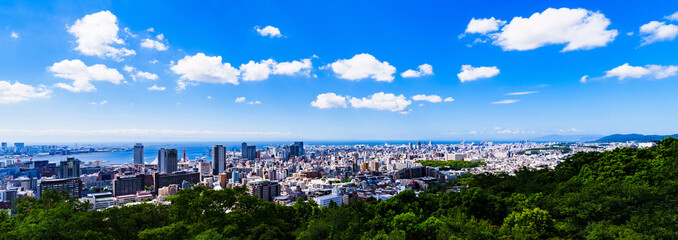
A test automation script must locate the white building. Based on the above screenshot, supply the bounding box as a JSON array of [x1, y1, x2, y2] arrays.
[[81, 192, 116, 211], [313, 194, 342, 207]]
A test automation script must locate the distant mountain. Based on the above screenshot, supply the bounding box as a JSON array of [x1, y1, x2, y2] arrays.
[[594, 134, 678, 143], [530, 134, 604, 142]]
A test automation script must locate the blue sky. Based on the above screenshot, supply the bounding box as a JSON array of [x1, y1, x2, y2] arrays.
[[0, 0, 677, 143]]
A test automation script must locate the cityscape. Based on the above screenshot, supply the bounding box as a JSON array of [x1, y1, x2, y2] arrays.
[[0, 139, 657, 209], [1, 0, 678, 239]]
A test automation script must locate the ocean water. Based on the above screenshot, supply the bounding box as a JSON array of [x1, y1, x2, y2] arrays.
[[9, 140, 480, 165]]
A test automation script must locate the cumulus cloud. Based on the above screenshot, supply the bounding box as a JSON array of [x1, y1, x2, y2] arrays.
[[255, 26, 282, 38], [328, 53, 396, 82], [411, 94, 442, 103], [604, 63, 678, 80], [457, 65, 500, 82], [68, 10, 135, 60], [140, 38, 168, 51], [10, 32, 18, 39], [580, 75, 589, 83], [90, 100, 108, 105], [0, 81, 52, 104], [444, 97, 455, 102], [465, 17, 506, 34], [349, 92, 411, 112], [171, 53, 240, 90], [466, 8, 618, 51], [49, 59, 124, 92], [240, 58, 312, 81], [311, 93, 347, 109], [492, 99, 519, 104], [235, 97, 246, 103], [147, 84, 166, 91], [123, 65, 158, 81], [506, 91, 538, 96], [667, 11, 678, 21], [401, 64, 433, 78], [639, 21, 678, 45]]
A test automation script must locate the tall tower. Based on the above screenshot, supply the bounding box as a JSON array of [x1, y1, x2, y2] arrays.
[[59, 157, 81, 178], [158, 148, 178, 173], [212, 145, 225, 175], [133, 143, 144, 165], [294, 141, 304, 156], [241, 142, 248, 160]]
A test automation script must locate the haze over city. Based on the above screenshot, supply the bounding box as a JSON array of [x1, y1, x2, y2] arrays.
[[1, 1, 677, 143]]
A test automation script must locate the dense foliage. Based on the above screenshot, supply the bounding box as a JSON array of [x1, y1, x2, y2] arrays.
[[2, 138, 678, 239], [417, 160, 486, 170]]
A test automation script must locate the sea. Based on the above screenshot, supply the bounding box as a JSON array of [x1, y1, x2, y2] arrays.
[[5, 140, 515, 165]]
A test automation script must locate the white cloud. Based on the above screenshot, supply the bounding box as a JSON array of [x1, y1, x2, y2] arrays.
[[240, 59, 274, 81], [68, 10, 135, 59], [604, 63, 678, 80], [401, 64, 433, 78], [349, 92, 411, 112], [580, 75, 589, 83], [444, 97, 455, 102], [311, 93, 347, 109], [329, 53, 396, 82], [234, 96, 260, 105], [0, 81, 51, 104], [255, 26, 282, 38], [124, 65, 158, 81], [49, 59, 124, 92], [639, 21, 678, 45], [471, 8, 617, 51], [10, 32, 19, 38], [457, 65, 500, 82], [90, 100, 108, 105], [412, 94, 442, 103], [141, 38, 168, 51], [239, 58, 312, 81], [506, 91, 538, 96], [171, 53, 240, 90], [273, 58, 312, 76], [492, 99, 519, 104], [149, 59, 159, 64], [465, 17, 506, 34], [147, 84, 166, 91], [666, 11, 678, 21], [156, 34, 164, 40]]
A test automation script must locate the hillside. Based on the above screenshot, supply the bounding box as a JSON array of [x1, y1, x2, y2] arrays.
[[594, 133, 678, 142]]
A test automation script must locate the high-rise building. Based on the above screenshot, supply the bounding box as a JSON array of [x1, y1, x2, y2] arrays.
[[14, 142, 24, 150], [1, 142, 6, 149], [247, 179, 280, 201], [232, 170, 240, 184], [294, 141, 304, 156], [158, 148, 178, 174], [133, 143, 144, 165], [39, 178, 82, 198], [153, 171, 200, 193], [241, 142, 248, 159], [212, 145, 225, 175], [59, 157, 81, 178], [113, 174, 145, 197]]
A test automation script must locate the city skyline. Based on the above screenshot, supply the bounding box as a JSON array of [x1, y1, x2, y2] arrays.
[[1, 1, 678, 142]]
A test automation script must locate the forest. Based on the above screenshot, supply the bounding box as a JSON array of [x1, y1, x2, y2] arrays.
[[1, 138, 677, 239]]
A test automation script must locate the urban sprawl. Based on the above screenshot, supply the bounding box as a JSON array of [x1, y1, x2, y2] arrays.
[[0, 140, 657, 212]]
